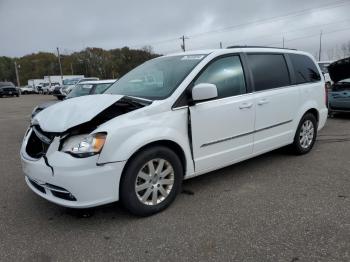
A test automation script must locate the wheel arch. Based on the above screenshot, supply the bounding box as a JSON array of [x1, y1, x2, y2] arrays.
[[122, 139, 187, 177], [304, 108, 319, 123]]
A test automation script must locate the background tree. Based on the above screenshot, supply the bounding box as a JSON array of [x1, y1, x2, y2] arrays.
[[0, 47, 159, 85]]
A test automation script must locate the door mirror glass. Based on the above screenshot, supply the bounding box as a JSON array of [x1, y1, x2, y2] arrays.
[[192, 83, 218, 102]]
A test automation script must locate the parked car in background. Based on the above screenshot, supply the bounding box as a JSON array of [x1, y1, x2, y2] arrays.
[[53, 77, 99, 100], [37, 82, 51, 94], [52, 78, 81, 100], [318, 61, 333, 88], [48, 82, 60, 94], [0, 82, 20, 97], [327, 57, 350, 116], [31, 80, 116, 118], [65, 79, 115, 99], [20, 85, 35, 94], [22, 47, 327, 216]]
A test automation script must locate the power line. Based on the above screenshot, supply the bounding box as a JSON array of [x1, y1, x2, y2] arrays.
[[130, 0, 350, 49], [264, 26, 350, 47], [227, 18, 350, 47], [188, 0, 350, 39]]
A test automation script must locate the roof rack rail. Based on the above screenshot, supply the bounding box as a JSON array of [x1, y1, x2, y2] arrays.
[[227, 45, 297, 51]]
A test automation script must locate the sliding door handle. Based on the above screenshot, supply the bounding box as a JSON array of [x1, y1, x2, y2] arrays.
[[258, 99, 269, 105], [239, 102, 253, 109]]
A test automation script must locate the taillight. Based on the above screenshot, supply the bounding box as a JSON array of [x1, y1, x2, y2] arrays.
[[325, 84, 328, 107]]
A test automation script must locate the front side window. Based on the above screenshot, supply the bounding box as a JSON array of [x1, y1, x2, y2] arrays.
[[194, 56, 246, 99], [290, 54, 321, 84], [106, 55, 206, 100], [247, 54, 290, 91]]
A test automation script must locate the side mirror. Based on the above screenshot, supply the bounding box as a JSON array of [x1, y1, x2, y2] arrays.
[[192, 83, 218, 102]]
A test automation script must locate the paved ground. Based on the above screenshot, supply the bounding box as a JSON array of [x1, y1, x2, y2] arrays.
[[0, 94, 350, 262]]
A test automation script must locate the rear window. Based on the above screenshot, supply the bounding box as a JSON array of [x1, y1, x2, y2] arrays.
[[247, 54, 290, 91], [290, 54, 321, 84]]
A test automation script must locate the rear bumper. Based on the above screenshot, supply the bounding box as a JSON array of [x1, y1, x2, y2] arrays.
[[318, 108, 328, 131]]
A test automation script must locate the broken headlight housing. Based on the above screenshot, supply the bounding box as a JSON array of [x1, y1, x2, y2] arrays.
[[61, 133, 107, 158]]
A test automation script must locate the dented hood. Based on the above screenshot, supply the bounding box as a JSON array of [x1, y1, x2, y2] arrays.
[[33, 94, 123, 132], [328, 57, 350, 83]]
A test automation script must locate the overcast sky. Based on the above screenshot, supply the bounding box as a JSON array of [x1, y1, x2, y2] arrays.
[[1, 0, 350, 60]]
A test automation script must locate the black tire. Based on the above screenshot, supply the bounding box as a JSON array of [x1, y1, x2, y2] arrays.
[[292, 113, 318, 155], [120, 146, 183, 216], [16, 94, 19, 97]]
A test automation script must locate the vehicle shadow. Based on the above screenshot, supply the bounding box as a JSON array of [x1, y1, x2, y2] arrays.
[[329, 112, 350, 120], [53, 146, 293, 221]]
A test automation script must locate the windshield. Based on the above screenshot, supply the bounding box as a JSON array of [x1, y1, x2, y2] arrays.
[[318, 62, 331, 73], [63, 79, 80, 85], [0, 82, 14, 87], [66, 84, 93, 98], [105, 55, 206, 99]]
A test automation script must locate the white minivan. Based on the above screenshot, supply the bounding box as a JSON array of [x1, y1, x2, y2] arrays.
[[21, 47, 328, 216]]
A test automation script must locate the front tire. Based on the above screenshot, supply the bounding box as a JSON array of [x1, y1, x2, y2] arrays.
[[292, 113, 317, 155], [120, 146, 183, 216]]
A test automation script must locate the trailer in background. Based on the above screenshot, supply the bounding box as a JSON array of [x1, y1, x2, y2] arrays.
[[28, 79, 44, 93]]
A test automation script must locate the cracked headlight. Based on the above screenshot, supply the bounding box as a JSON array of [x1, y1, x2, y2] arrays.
[[61, 133, 107, 158]]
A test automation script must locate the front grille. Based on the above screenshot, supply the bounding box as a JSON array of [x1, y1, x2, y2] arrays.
[[2, 87, 16, 92], [25, 126, 54, 159]]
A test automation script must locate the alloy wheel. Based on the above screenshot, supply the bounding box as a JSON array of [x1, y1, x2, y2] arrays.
[[135, 159, 175, 206], [299, 120, 314, 149]]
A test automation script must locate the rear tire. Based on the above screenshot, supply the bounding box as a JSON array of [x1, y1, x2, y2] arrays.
[[292, 113, 317, 155], [120, 146, 183, 216]]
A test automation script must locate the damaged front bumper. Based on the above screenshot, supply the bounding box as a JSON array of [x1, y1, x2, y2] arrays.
[[20, 128, 126, 208]]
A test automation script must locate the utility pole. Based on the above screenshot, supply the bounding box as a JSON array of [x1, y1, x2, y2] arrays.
[[57, 47, 63, 82], [14, 61, 20, 87], [180, 35, 189, 52], [318, 30, 323, 61], [282, 36, 285, 48], [220, 42, 223, 49], [70, 63, 74, 75]]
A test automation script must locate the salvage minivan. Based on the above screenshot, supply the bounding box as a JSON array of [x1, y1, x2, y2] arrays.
[[21, 47, 328, 216]]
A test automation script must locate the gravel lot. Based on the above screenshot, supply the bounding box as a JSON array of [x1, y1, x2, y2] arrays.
[[0, 95, 350, 262]]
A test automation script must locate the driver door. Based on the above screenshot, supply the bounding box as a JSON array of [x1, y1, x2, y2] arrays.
[[189, 55, 255, 173]]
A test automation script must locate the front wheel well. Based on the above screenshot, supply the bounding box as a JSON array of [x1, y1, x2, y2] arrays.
[[123, 140, 187, 177]]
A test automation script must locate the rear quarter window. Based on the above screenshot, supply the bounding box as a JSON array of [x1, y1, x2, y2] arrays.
[[289, 54, 321, 84], [247, 54, 290, 91]]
